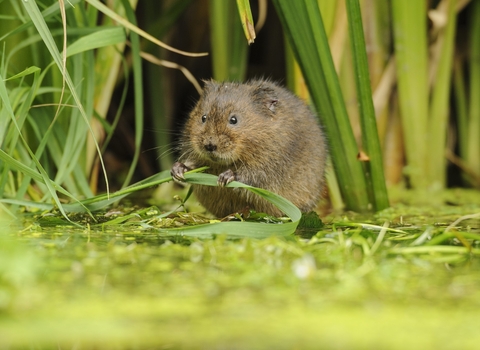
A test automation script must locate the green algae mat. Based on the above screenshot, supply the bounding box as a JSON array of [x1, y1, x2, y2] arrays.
[[1, 189, 480, 349]]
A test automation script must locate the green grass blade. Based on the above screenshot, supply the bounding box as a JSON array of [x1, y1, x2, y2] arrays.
[[453, 59, 469, 181], [65, 26, 126, 57], [4, 66, 41, 80], [21, 0, 110, 196], [345, 0, 389, 210], [272, 0, 370, 212], [84, 0, 207, 57], [210, 0, 248, 81], [0, 67, 40, 148], [210, 0, 230, 81], [120, 0, 143, 188], [5, 169, 301, 239], [236, 0, 256, 44], [317, 0, 338, 36], [428, 0, 457, 189], [142, 1, 194, 171], [0, 83, 79, 221], [165, 174, 301, 238], [0, 0, 82, 42], [0, 148, 92, 217], [391, 0, 429, 188], [467, 0, 480, 175]]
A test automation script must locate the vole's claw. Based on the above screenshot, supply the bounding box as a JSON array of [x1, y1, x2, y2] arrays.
[[171, 162, 190, 182], [218, 169, 236, 187]]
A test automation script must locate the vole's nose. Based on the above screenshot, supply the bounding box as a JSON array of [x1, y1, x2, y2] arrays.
[[204, 143, 217, 152]]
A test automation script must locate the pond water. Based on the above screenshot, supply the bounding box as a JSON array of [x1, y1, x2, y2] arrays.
[[1, 189, 480, 349]]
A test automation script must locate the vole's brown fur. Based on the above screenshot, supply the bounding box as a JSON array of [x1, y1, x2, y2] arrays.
[[172, 79, 328, 217]]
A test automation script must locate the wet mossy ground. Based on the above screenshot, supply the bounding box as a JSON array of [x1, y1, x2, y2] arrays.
[[1, 189, 480, 349]]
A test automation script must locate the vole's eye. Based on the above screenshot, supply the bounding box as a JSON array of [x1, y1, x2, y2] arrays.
[[201, 115, 207, 123], [229, 115, 238, 125]]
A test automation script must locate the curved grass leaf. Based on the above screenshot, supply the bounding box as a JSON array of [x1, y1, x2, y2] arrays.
[[2, 169, 302, 239], [127, 172, 301, 238], [66, 26, 126, 57], [84, 0, 207, 57]]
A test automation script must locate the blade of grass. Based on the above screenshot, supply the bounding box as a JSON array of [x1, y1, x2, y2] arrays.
[[0, 79, 83, 221], [391, 0, 429, 188], [285, 39, 345, 211], [0, 0, 83, 42], [142, 0, 194, 171], [453, 59, 468, 167], [119, 0, 143, 188], [389, 246, 480, 255], [85, 0, 208, 57], [210, 0, 248, 81], [87, 2, 134, 190], [317, 0, 338, 36], [272, 0, 370, 212], [428, 0, 457, 189], [104, 172, 301, 238], [210, 0, 230, 81], [65, 26, 126, 57], [236, 0, 256, 44], [21, 0, 111, 198], [3, 169, 302, 239], [466, 0, 480, 175], [345, 0, 389, 210], [54, 55, 92, 195]]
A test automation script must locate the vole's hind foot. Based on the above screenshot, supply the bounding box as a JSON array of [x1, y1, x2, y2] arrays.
[[171, 162, 190, 182], [218, 169, 236, 187]]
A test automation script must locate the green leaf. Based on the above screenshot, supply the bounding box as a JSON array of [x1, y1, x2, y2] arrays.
[[84, 0, 207, 57], [119, 0, 143, 188], [427, 0, 457, 188], [236, 0, 256, 44], [345, 0, 389, 210], [466, 0, 480, 176], [4, 66, 41, 81], [21, 0, 111, 196], [4, 169, 302, 239], [66, 27, 126, 57], [272, 0, 371, 212], [210, 0, 248, 81], [391, 0, 429, 188]]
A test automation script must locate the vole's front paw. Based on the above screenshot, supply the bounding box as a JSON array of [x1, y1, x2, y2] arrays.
[[218, 169, 236, 187], [171, 162, 190, 182]]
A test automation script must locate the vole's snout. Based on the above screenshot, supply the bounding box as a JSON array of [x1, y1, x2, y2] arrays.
[[204, 142, 217, 152]]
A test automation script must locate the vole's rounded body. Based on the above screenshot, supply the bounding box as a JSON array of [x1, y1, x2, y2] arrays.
[[172, 79, 328, 217]]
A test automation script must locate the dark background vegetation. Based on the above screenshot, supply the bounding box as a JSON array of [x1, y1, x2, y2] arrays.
[[104, 0, 288, 190], [103, 0, 475, 191]]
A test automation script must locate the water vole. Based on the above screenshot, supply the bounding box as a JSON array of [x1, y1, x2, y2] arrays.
[[171, 79, 328, 217]]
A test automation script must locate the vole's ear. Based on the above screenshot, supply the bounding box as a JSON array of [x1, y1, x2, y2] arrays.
[[201, 79, 220, 94], [266, 98, 279, 112], [252, 86, 279, 113]]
